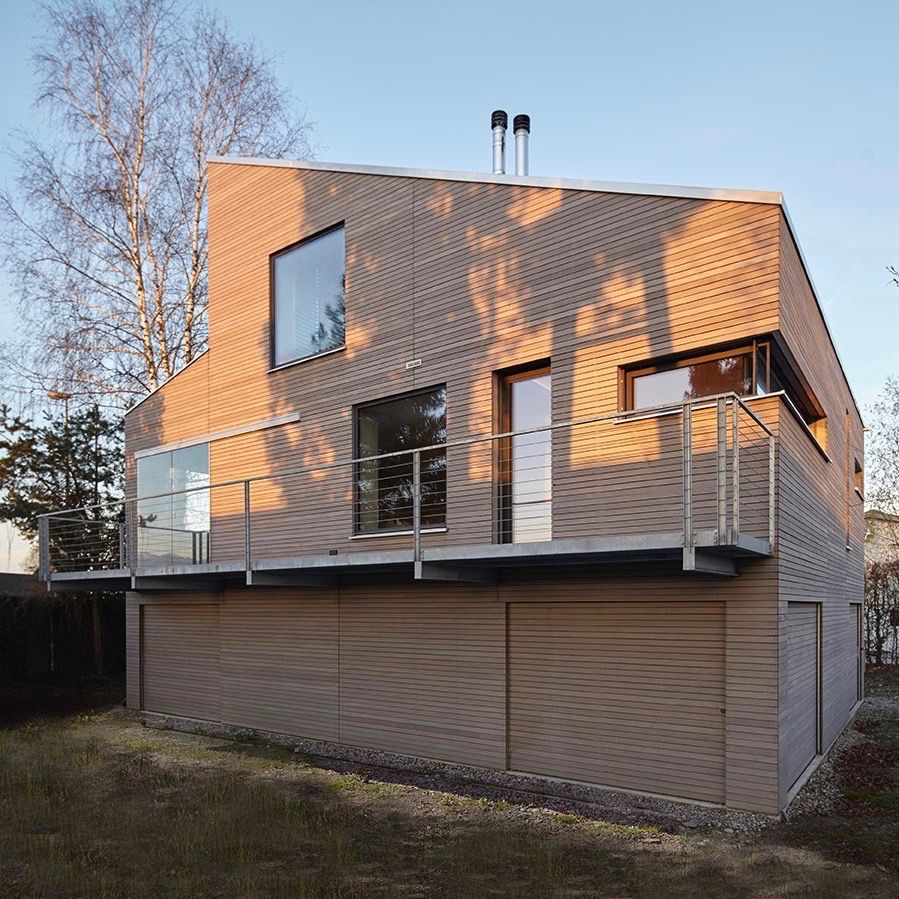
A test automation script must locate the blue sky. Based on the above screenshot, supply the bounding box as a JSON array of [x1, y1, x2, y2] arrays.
[[0, 0, 897, 412]]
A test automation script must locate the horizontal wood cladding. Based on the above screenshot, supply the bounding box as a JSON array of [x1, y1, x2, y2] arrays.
[[119, 163, 780, 562], [780, 602, 819, 795], [141, 601, 221, 721], [201, 166, 781, 439], [498, 563, 779, 812], [126, 353, 211, 455], [337, 584, 506, 768], [824, 604, 861, 749], [775, 266, 864, 807], [508, 600, 726, 804], [131, 566, 782, 812], [775, 222, 864, 804], [220, 590, 338, 741], [125, 594, 140, 709], [124, 352, 211, 497]]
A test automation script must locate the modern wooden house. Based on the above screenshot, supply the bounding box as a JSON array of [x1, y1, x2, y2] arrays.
[[40, 113, 865, 814]]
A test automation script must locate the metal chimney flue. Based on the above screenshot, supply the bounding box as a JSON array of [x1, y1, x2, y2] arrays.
[[513, 114, 530, 176], [491, 110, 508, 174]]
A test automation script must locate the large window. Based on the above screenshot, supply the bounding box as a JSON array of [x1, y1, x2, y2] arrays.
[[137, 443, 210, 565], [272, 225, 345, 367], [355, 387, 447, 534]]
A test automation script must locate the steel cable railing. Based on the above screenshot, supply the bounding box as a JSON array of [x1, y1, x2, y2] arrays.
[[38, 392, 775, 579]]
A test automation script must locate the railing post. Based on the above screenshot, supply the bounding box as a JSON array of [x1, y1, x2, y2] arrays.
[[243, 480, 252, 575], [38, 515, 50, 582], [682, 403, 694, 570], [768, 433, 776, 548], [716, 397, 727, 544], [731, 399, 741, 544], [412, 450, 422, 566], [118, 519, 127, 571]]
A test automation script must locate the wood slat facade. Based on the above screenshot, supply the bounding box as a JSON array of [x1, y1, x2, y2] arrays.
[[121, 159, 864, 814], [780, 602, 820, 794]]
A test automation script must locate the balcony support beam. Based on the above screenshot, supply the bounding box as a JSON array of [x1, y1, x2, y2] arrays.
[[132, 576, 226, 592], [686, 551, 737, 577], [415, 561, 497, 584], [246, 570, 337, 588]]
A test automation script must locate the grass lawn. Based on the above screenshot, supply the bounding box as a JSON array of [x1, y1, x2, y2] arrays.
[[1, 680, 898, 897]]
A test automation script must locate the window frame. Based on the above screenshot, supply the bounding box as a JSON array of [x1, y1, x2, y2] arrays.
[[352, 384, 448, 536], [620, 336, 829, 451], [136, 442, 211, 565], [623, 341, 762, 411], [269, 222, 347, 370], [494, 360, 552, 544]]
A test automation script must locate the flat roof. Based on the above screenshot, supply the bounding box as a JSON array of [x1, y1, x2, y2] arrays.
[[208, 155, 784, 206]]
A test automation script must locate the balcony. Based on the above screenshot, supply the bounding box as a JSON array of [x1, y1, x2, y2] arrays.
[[38, 393, 775, 592]]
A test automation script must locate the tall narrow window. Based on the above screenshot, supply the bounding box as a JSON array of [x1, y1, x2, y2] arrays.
[[137, 444, 210, 565], [355, 387, 447, 534], [498, 365, 552, 543], [272, 225, 345, 367]]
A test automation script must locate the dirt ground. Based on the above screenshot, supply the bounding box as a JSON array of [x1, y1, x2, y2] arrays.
[[0, 673, 897, 897]]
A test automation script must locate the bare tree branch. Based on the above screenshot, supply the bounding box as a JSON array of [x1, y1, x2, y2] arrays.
[[0, 0, 311, 406]]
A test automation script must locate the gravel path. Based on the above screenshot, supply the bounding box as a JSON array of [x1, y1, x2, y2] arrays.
[[784, 696, 899, 819]]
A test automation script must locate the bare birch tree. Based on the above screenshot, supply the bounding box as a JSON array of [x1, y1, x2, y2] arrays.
[[868, 378, 899, 518], [0, 0, 311, 405]]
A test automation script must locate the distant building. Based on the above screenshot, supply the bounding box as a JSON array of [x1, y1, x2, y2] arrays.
[[865, 509, 899, 565], [865, 509, 899, 664]]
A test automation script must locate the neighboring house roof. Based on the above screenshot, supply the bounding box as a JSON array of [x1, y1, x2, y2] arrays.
[[867, 509, 899, 524], [0, 572, 41, 598]]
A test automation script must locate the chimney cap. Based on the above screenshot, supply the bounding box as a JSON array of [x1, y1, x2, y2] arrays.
[[513, 114, 530, 133], [491, 110, 508, 129]]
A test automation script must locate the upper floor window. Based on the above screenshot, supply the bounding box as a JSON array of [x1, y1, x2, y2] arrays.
[[355, 386, 447, 534], [272, 224, 345, 367], [626, 345, 757, 410], [497, 363, 552, 544], [136, 443, 210, 565], [623, 338, 828, 449]]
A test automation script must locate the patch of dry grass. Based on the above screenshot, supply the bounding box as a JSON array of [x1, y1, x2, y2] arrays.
[[0, 712, 897, 897]]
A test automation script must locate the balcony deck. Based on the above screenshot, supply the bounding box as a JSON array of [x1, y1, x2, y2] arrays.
[[44, 529, 771, 592], [39, 394, 776, 593]]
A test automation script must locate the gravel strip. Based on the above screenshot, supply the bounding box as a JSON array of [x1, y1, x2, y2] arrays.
[[132, 709, 774, 835], [784, 696, 899, 820]]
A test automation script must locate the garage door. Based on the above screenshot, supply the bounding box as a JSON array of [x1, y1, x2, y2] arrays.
[[338, 585, 506, 769], [142, 603, 221, 721], [782, 602, 819, 790], [220, 593, 338, 741], [508, 600, 726, 804]]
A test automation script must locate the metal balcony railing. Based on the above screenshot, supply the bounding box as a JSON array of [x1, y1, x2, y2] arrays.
[[37, 393, 775, 584]]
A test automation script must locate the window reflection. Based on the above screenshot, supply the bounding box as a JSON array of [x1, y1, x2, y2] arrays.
[[499, 368, 552, 544], [631, 353, 753, 410], [273, 226, 345, 367], [355, 387, 447, 533], [137, 444, 210, 565]]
